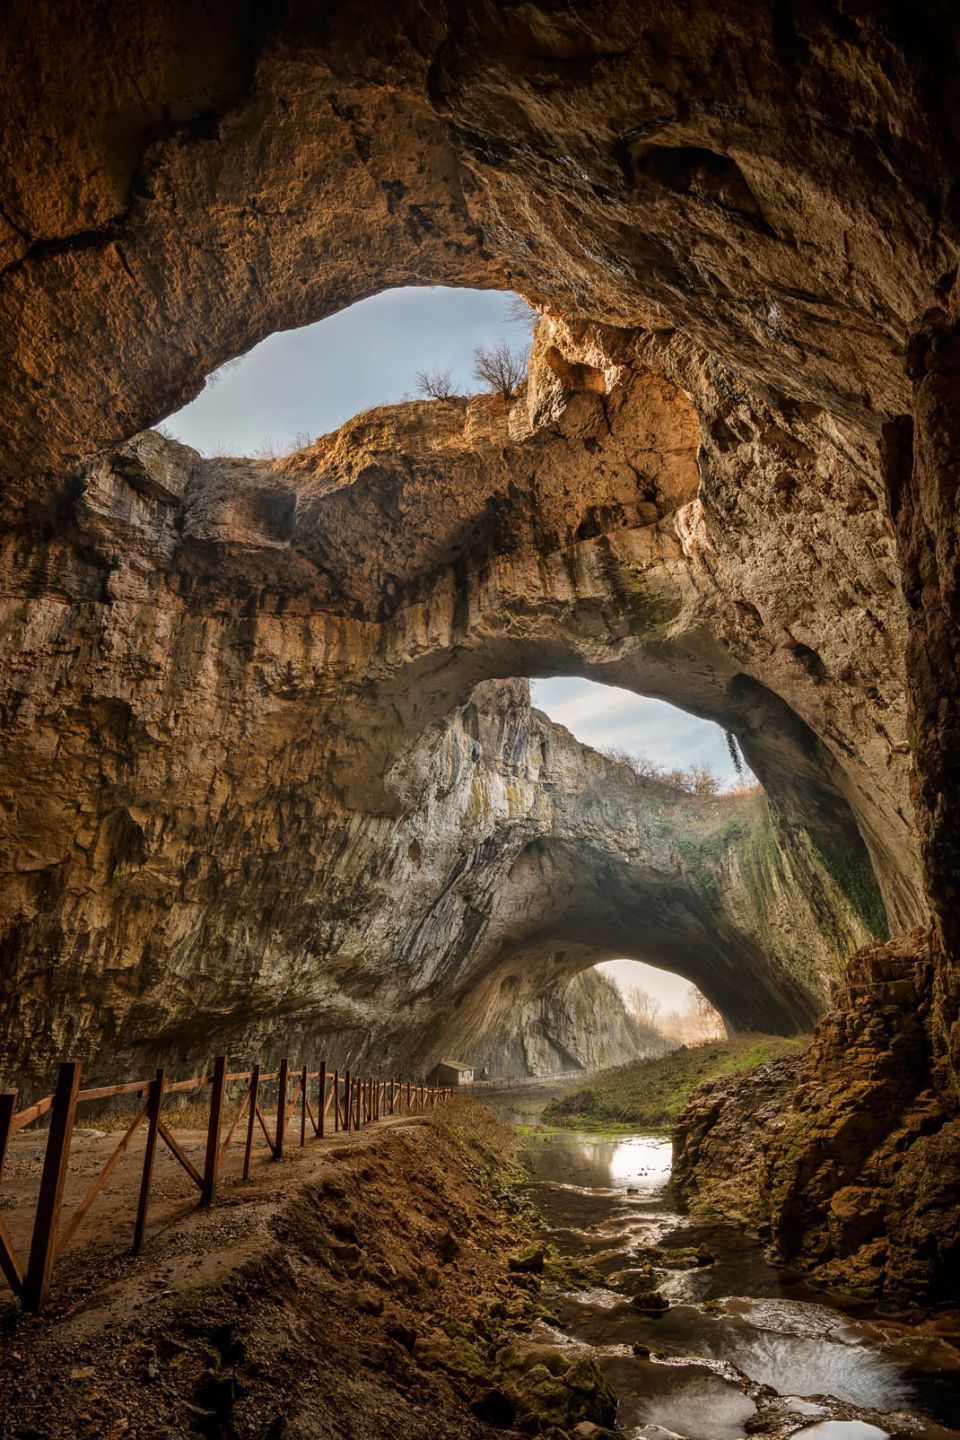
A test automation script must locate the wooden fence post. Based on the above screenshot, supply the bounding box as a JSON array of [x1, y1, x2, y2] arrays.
[[133, 1068, 165, 1252], [23, 1061, 81, 1313], [274, 1057, 289, 1159], [300, 1065, 308, 1147], [333, 1067, 340, 1132], [344, 1070, 352, 1134], [243, 1064, 260, 1180], [0, 1091, 22, 1296], [318, 1061, 327, 1139], [201, 1056, 227, 1206]]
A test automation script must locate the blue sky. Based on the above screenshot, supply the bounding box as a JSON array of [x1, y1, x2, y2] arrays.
[[530, 676, 745, 788], [164, 286, 528, 455], [166, 287, 738, 1009]]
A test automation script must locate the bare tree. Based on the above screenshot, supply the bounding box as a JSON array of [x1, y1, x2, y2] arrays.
[[687, 990, 725, 1043], [415, 367, 455, 400], [626, 985, 662, 1034], [659, 989, 724, 1045], [603, 747, 665, 781], [504, 294, 538, 331], [685, 762, 721, 797], [204, 355, 243, 389], [472, 341, 526, 399]]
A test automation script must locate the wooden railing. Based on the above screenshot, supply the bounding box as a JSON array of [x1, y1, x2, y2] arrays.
[[0, 1057, 451, 1314]]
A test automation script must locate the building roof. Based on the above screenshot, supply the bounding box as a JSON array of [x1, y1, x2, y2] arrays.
[[432, 1059, 473, 1071]]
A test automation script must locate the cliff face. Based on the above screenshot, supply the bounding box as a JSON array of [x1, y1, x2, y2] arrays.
[[675, 928, 960, 1302], [1, 0, 960, 1299], [466, 968, 665, 1080], [0, 369, 881, 1094]]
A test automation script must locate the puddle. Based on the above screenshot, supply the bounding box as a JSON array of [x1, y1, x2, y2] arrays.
[[515, 1128, 960, 1439]]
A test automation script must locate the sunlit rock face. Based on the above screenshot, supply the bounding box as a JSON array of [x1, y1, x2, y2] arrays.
[[1, 0, 959, 1296], [467, 968, 669, 1080], [0, 362, 882, 1092]]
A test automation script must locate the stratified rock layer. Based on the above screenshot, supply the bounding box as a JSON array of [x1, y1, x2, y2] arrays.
[[0, 362, 881, 1093], [1, 0, 959, 1301], [675, 928, 960, 1301]]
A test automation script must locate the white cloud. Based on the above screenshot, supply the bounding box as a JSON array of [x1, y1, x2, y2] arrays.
[[531, 676, 750, 786]]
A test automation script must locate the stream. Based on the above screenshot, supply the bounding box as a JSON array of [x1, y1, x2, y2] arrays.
[[514, 1127, 960, 1440]]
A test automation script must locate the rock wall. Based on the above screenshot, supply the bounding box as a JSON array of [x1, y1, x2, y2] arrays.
[[0, 370, 881, 1095], [1, 0, 960, 1298], [674, 928, 960, 1302]]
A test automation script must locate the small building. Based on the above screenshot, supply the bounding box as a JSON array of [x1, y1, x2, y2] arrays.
[[426, 1059, 474, 1087]]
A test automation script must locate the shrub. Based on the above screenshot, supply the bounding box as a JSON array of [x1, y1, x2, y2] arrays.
[[472, 341, 526, 398], [415, 367, 455, 399]]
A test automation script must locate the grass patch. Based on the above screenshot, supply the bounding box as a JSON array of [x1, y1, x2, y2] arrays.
[[429, 1097, 526, 1188], [541, 1035, 808, 1132]]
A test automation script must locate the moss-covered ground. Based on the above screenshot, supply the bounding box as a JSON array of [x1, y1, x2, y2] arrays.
[[541, 1034, 808, 1132]]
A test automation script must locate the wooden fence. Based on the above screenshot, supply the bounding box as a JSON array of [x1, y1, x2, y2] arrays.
[[0, 1057, 451, 1314]]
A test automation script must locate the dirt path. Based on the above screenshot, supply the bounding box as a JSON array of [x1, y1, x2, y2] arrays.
[[2, 1106, 549, 1440], [0, 1108, 412, 1320]]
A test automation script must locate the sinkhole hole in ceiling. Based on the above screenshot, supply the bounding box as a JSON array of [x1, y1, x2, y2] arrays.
[[530, 677, 758, 793], [163, 286, 530, 457]]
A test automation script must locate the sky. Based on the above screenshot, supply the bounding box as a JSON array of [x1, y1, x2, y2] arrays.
[[596, 958, 696, 1011], [166, 285, 736, 1007], [530, 676, 746, 788], [164, 286, 528, 455]]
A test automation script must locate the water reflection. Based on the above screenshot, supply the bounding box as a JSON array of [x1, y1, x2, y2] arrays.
[[519, 1129, 960, 1438], [525, 1131, 671, 1191]]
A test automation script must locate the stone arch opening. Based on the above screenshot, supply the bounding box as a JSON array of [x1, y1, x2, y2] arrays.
[[2, 0, 958, 1306], [161, 285, 530, 458]]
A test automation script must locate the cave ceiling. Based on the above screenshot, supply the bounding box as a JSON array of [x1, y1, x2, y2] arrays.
[[1, 1, 959, 1093]]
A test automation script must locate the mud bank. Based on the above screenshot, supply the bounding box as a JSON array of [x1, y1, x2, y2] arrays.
[[0, 1102, 616, 1440]]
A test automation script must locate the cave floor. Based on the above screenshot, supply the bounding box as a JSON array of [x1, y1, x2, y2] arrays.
[[0, 1110, 412, 1318], [0, 1107, 543, 1440]]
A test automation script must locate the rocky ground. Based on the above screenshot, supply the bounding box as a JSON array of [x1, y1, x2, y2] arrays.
[[0, 1101, 618, 1440], [673, 932, 960, 1304]]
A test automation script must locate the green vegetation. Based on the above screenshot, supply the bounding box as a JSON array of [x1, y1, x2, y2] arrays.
[[676, 812, 752, 893], [541, 1034, 808, 1132], [430, 1096, 527, 1188], [805, 831, 887, 940], [741, 814, 783, 911]]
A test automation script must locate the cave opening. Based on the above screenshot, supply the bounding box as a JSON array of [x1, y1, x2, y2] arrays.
[[2, 0, 959, 1391], [596, 957, 725, 1051], [530, 675, 759, 794], [159, 284, 532, 457]]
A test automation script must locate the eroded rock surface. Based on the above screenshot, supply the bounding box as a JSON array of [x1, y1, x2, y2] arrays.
[[1, 0, 959, 1303], [0, 358, 881, 1093], [675, 928, 960, 1301]]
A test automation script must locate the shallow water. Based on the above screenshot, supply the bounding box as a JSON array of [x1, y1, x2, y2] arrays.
[[794, 1423, 890, 1439], [519, 1130, 960, 1439]]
